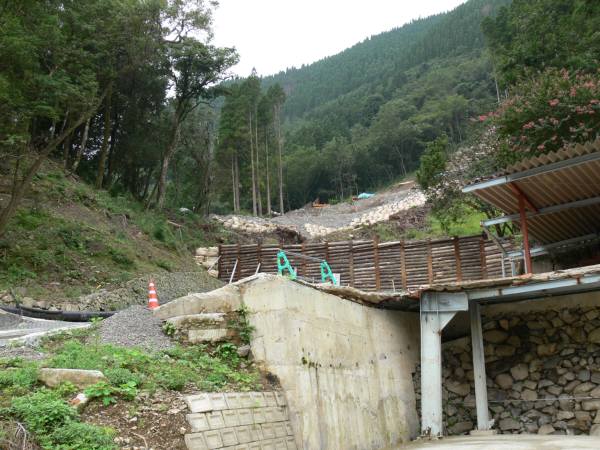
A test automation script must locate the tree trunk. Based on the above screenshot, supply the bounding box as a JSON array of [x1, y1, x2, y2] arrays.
[[95, 82, 113, 188], [276, 105, 284, 214], [249, 111, 257, 216], [255, 106, 262, 216], [231, 155, 237, 212], [62, 127, 72, 170], [71, 117, 90, 172], [106, 111, 120, 187], [0, 88, 107, 237], [156, 112, 182, 209], [234, 154, 240, 212], [265, 130, 271, 215]]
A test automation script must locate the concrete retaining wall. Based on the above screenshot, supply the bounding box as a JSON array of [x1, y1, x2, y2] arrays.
[[241, 275, 421, 449]]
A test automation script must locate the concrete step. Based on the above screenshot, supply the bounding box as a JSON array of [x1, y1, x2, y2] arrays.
[[153, 286, 241, 320], [166, 313, 226, 328]]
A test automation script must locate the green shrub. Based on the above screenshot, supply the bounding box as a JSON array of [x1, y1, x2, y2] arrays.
[[108, 248, 135, 268], [11, 390, 77, 439], [85, 380, 138, 406], [0, 365, 38, 393], [104, 367, 141, 386], [49, 422, 116, 450]]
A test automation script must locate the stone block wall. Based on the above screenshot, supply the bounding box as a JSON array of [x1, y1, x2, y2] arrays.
[[184, 391, 296, 450], [413, 302, 600, 436]]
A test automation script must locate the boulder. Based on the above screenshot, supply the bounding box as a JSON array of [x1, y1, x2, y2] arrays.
[[591, 424, 600, 436], [39, 368, 106, 388], [495, 373, 513, 390], [499, 418, 520, 431], [483, 330, 509, 344], [537, 424, 555, 435], [588, 328, 600, 344], [447, 381, 470, 397], [510, 363, 529, 381], [537, 343, 558, 356]]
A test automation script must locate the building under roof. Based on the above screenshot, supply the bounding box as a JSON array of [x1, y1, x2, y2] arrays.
[[410, 139, 600, 438]]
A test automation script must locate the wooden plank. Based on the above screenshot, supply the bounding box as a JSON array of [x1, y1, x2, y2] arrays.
[[400, 241, 408, 289], [373, 236, 381, 290], [479, 237, 488, 279], [427, 240, 434, 283], [301, 242, 307, 276], [349, 240, 355, 287], [236, 243, 241, 281], [453, 237, 462, 282]]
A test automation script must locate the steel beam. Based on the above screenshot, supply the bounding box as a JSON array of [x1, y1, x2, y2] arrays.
[[463, 151, 600, 193], [507, 233, 600, 259], [482, 195, 600, 227], [420, 292, 468, 437], [467, 273, 600, 303], [517, 192, 533, 274]]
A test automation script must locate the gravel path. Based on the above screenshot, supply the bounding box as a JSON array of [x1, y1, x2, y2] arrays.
[[98, 305, 173, 352]]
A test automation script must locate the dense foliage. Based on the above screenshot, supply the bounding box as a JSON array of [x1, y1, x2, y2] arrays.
[[482, 0, 600, 86], [0, 0, 236, 237], [493, 68, 600, 165]]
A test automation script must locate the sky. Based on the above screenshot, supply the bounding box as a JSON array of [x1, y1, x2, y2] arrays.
[[211, 0, 468, 77]]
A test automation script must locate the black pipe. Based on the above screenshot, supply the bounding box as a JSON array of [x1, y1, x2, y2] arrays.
[[0, 305, 115, 322]]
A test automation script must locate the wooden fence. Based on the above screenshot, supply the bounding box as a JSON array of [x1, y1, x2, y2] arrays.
[[218, 234, 511, 291]]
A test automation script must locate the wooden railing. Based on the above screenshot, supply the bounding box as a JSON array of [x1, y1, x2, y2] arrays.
[[218, 234, 511, 291]]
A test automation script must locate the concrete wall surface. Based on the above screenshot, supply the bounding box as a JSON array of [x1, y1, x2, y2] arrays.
[[240, 275, 421, 450]]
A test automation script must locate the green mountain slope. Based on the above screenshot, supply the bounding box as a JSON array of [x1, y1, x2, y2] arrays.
[[264, 0, 509, 121], [259, 0, 511, 208]]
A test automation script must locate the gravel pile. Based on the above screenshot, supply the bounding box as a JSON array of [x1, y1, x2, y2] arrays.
[[98, 305, 173, 352]]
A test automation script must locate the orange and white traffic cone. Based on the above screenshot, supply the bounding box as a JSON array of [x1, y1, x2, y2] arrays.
[[147, 280, 159, 310]]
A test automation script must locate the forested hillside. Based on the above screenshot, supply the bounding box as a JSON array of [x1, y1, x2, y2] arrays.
[[215, 0, 512, 211]]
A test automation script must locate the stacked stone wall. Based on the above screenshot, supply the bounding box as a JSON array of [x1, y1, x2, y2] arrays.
[[413, 304, 600, 436]]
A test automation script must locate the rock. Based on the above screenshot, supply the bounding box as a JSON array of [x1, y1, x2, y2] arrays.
[[495, 373, 513, 390], [537, 343, 558, 356], [523, 380, 537, 390], [564, 380, 582, 393], [591, 424, 600, 436], [592, 372, 600, 384], [574, 382, 595, 394], [495, 345, 516, 357], [582, 400, 600, 411], [538, 424, 555, 435], [578, 370, 591, 382], [557, 411, 575, 420], [510, 364, 529, 381], [499, 319, 509, 330], [521, 389, 538, 401], [589, 386, 600, 398], [507, 335, 521, 348], [561, 369, 572, 379], [589, 328, 600, 344], [585, 310, 599, 321], [39, 368, 106, 388], [483, 330, 508, 344], [499, 418, 520, 431], [236, 344, 251, 357], [448, 421, 473, 434], [447, 381, 470, 397]]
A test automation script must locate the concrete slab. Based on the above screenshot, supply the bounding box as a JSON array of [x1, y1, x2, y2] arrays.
[[403, 435, 600, 450]]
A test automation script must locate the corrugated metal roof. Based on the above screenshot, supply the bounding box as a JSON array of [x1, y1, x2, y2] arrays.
[[463, 139, 600, 245], [504, 139, 600, 174]]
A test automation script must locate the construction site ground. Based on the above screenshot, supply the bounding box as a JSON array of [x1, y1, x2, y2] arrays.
[[214, 180, 429, 240]]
